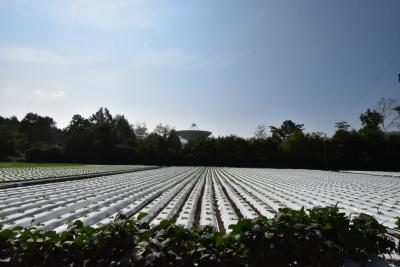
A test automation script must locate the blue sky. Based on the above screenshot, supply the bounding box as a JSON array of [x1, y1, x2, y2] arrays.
[[0, 0, 399, 137]]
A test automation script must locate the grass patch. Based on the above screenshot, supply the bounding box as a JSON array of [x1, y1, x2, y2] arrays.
[[0, 162, 86, 169]]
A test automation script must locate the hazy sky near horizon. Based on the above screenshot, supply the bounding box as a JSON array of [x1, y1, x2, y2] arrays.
[[0, 0, 399, 137]]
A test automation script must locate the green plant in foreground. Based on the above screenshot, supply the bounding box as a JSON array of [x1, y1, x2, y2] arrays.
[[0, 206, 396, 267]]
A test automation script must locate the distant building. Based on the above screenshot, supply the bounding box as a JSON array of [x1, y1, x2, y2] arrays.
[[176, 123, 212, 142]]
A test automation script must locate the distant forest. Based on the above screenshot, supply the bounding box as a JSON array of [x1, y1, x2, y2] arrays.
[[1, 98, 400, 171]]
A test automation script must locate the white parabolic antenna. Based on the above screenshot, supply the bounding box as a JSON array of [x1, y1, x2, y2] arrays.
[[176, 123, 212, 141]]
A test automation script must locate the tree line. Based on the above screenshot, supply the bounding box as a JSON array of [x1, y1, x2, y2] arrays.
[[0, 98, 399, 170]]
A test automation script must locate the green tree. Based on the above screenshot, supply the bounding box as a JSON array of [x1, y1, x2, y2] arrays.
[[359, 109, 383, 131], [89, 108, 116, 163], [0, 116, 23, 160], [269, 120, 304, 140], [64, 114, 93, 162], [334, 121, 350, 132], [134, 122, 148, 139], [89, 107, 113, 125], [20, 113, 60, 144], [254, 124, 268, 139], [112, 115, 137, 163], [113, 115, 136, 145], [153, 123, 171, 139]]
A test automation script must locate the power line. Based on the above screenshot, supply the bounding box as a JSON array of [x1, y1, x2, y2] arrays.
[[342, 52, 400, 121]]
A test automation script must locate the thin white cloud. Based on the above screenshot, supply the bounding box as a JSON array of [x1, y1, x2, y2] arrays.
[[14, 0, 154, 30], [0, 46, 109, 67], [0, 47, 65, 64], [132, 49, 199, 69], [130, 49, 237, 71], [33, 89, 66, 99]]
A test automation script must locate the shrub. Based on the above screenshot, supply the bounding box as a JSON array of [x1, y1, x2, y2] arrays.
[[0, 206, 396, 267]]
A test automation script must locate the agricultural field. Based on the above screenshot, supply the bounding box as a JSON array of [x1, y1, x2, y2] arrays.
[[0, 162, 85, 169], [0, 166, 399, 232], [340, 170, 400, 177], [0, 164, 154, 182]]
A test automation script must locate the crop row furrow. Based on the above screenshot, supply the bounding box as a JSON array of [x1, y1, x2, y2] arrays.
[[0, 168, 185, 226], [0, 166, 398, 231]]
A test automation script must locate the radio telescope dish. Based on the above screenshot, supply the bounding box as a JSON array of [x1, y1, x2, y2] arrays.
[[176, 123, 211, 141]]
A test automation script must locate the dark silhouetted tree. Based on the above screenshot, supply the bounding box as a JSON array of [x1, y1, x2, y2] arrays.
[[64, 114, 93, 162], [134, 123, 148, 139], [0, 116, 23, 160], [335, 121, 350, 132], [1, 103, 400, 170], [269, 120, 304, 140], [20, 113, 60, 144], [254, 124, 268, 139], [153, 123, 171, 140], [360, 109, 383, 131], [376, 97, 400, 132]]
